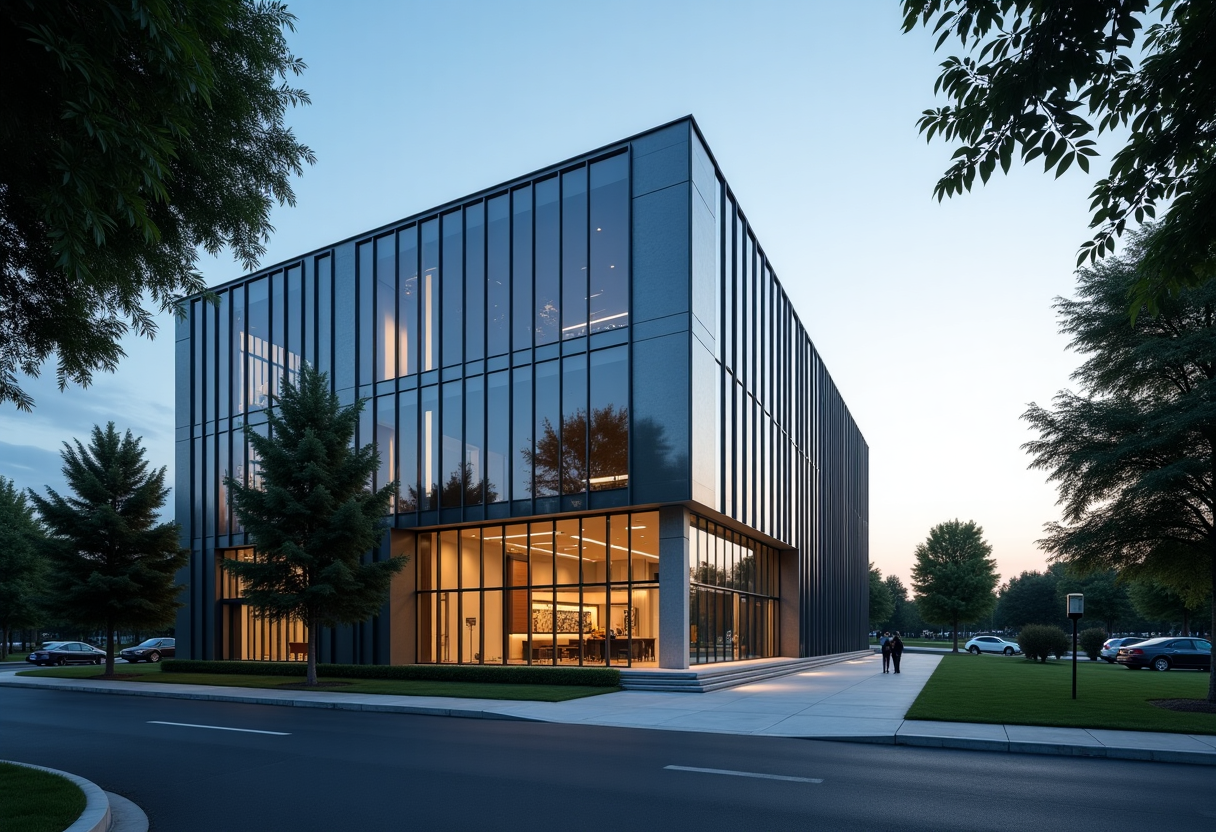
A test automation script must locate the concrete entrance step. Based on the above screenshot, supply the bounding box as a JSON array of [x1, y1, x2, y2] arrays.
[[618, 650, 871, 692]]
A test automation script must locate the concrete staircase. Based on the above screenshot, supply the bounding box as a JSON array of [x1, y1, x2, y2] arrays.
[[618, 650, 871, 693]]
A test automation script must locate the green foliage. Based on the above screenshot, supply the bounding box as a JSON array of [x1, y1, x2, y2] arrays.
[[1017, 624, 1071, 664], [0, 0, 314, 411], [223, 365, 405, 684], [995, 567, 1064, 630], [869, 564, 895, 628], [912, 519, 999, 650], [1079, 627, 1107, 661], [163, 659, 620, 688], [1128, 580, 1212, 633], [1057, 570, 1133, 633], [0, 475, 47, 659], [28, 424, 186, 675], [901, 1, 1216, 307], [1022, 229, 1215, 700]]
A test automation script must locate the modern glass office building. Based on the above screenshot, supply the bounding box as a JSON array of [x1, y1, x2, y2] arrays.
[[175, 116, 869, 670]]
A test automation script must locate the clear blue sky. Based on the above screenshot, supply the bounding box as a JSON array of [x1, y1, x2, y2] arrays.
[[1, 0, 1115, 586]]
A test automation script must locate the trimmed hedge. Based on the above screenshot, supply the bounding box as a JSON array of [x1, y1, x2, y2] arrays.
[[1078, 627, 1107, 661], [1017, 624, 1070, 663], [162, 659, 620, 687]]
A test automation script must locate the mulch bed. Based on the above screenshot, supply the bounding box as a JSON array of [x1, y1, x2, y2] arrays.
[[275, 681, 353, 689], [1149, 698, 1216, 715]]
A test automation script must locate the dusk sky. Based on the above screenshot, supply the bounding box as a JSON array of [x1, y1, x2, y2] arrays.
[[0, 1, 1121, 587]]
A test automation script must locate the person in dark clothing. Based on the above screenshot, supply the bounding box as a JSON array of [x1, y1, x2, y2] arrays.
[[881, 632, 893, 673], [891, 633, 904, 674]]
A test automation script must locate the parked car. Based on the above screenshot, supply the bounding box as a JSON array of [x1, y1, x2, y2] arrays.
[[964, 635, 1022, 656], [1100, 636, 1145, 663], [121, 638, 176, 664], [26, 642, 106, 666], [1116, 637, 1213, 671]]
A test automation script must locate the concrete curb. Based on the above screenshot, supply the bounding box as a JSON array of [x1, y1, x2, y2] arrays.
[[0, 676, 544, 722], [811, 731, 1216, 766], [106, 791, 150, 832], [3, 760, 111, 832]]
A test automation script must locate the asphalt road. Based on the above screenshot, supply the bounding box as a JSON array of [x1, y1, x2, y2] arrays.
[[3, 686, 1214, 832]]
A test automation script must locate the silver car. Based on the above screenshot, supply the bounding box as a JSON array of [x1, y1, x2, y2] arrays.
[[964, 635, 1022, 656], [1100, 636, 1144, 663]]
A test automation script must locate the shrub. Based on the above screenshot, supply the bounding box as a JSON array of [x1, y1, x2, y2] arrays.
[[1078, 627, 1106, 661], [162, 659, 620, 687], [1017, 624, 1070, 663]]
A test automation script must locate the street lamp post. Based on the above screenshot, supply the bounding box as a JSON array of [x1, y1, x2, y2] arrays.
[[1067, 593, 1084, 700]]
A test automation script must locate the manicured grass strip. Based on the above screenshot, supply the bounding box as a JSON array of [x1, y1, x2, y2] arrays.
[[162, 658, 620, 687], [907, 653, 1216, 735], [0, 762, 87, 832], [17, 665, 617, 702]]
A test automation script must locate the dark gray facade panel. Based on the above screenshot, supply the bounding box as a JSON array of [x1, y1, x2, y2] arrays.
[[631, 331, 691, 504], [632, 184, 690, 323], [631, 122, 690, 197]]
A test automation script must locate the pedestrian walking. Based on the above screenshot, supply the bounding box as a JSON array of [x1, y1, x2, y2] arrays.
[[881, 631, 892, 673], [891, 632, 904, 674]]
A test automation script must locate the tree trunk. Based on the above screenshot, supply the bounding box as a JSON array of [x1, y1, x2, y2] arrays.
[[952, 617, 959, 653], [1208, 555, 1215, 704], [306, 620, 318, 686], [104, 619, 115, 677]]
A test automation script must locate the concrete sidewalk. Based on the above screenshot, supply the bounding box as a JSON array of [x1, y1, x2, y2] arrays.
[[3, 654, 1213, 766]]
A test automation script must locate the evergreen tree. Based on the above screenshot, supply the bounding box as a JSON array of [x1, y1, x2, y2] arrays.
[[1023, 228, 1216, 702], [0, 475, 47, 659], [912, 519, 1000, 652], [223, 365, 405, 685], [30, 424, 186, 675]]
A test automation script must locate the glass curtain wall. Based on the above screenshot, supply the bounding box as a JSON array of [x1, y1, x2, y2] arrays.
[[218, 548, 306, 661], [688, 515, 780, 664], [417, 511, 659, 666]]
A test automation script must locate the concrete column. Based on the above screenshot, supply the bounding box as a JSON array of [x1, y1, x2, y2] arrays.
[[658, 505, 691, 669], [779, 549, 800, 658]]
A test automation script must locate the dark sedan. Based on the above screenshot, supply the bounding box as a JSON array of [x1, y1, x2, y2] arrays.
[[1116, 637, 1212, 671], [26, 642, 106, 666], [120, 638, 175, 664]]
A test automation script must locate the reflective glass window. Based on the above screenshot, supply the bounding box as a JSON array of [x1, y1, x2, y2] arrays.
[[461, 527, 481, 590], [287, 265, 302, 389], [398, 226, 418, 377], [530, 521, 554, 587], [357, 244, 373, 387], [609, 516, 628, 583], [532, 360, 560, 498], [589, 345, 627, 491], [486, 370, 509, 503], [511, 366, 531, 501], [561, 167, 587, 340], [512, 186, 532, 351], [465, 375, 485, 506], [465, 202, 485, 361], [486, 196, 510, 356], [217, 292, 230, 420], [561, 353, 587, 495], [441, 380, 462, 508], [271, 270, 286, 398], [204, 434, 215, 535], [217, 431, 229, 534], [334, 246, 355, 389], [554, 517, 579, 584], [375, 395, 395, 507], [534, 177, 560, 346], [231, 286, 245, 416], [421, 219, 439, 371], [376, 236, 395, 381], [631, 511, 658, 582], [246, 278, 269, 410], [421, 385, 438, 510], [317, 254, 332, 378], [589, 154, 628, 333], [483, 526, 504, 588], [441, 209, 462, 367], [398, 389, 418, 512], [581, 515, 606, 584]]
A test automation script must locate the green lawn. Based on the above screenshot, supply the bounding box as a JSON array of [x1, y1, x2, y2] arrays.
[[907, 653, 1216, 734], [17, 664, 617, 702], [0, 762, 87, 832]]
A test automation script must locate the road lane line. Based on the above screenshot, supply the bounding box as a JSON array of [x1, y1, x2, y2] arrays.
[[663, 765, 822, 783], [148, 721, 290, 736]]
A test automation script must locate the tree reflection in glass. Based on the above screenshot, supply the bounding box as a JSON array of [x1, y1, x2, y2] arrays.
[[523, 405, 628, 495]]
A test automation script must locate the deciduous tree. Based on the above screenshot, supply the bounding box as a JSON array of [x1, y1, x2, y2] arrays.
[[995, 568, 1063, 630], [912, 519, 999, 652], [902, 1, 1216, 307], [223, 365, 405, 686], [1023, 229, 1216, 701], [0, 0, 314, 410], [29, 424, 186, 676], [869, 564, 895, 630]]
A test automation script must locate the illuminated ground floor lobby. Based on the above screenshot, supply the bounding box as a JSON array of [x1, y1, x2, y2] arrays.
[[218, 506, 790, 670]]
